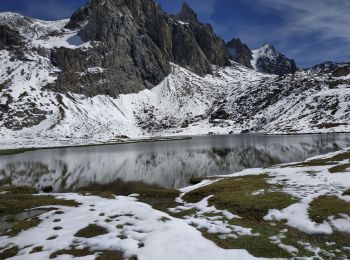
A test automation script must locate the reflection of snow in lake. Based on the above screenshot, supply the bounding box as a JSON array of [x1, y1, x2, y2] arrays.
[[1, 134, 350, 191]]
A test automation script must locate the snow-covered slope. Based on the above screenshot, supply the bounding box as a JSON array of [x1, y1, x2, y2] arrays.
[[0, 13, 350, 148]]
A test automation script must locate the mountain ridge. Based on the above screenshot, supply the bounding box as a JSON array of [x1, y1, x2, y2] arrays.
[[0, 0, 350, 148]]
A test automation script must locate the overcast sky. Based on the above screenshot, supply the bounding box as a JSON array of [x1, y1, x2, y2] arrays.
[[1, 0, 349, 67]]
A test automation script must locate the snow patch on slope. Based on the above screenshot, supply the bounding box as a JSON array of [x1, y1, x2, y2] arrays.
[[0, 194, 259, 260]]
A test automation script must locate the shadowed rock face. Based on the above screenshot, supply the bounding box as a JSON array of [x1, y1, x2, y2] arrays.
[[252, 44, 298, 76], [49, 0, 229, 97], [309, 61, 350, 77], [176, 2, 199, 23], [0, 25, 23, 50], [226, 38, 253, 68]]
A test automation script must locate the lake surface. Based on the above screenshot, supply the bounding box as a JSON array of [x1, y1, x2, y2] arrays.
[[1, 134, 350, 192]]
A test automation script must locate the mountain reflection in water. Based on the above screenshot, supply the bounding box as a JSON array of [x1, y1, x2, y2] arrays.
[[1, 134, 350, 192]]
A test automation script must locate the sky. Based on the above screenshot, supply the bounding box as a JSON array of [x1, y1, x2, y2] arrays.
[[1, 0, 349, 68]]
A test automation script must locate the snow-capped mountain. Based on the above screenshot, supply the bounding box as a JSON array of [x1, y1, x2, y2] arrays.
[[308, 61, 350, 76], [0, 0, 350, 148], [251, 44, 298, 76], [226, 40, 297, 76]]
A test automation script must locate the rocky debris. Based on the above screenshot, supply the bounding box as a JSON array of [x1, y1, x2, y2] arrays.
[[226, 38, 253, 68], [2, 106, 47, 131], [251, 44, 298, 76]]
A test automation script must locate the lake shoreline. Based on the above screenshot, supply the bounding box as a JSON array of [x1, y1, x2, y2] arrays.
[[0, 136, 193, 156]]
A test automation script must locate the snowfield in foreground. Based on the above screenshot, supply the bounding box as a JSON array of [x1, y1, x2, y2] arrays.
[[1, 149, 350, 259], [0, 194, 257, 260]]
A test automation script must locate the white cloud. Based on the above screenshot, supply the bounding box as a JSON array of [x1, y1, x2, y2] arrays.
[[258, 0, 350, 42]]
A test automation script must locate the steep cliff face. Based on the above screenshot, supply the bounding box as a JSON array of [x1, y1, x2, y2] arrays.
[[226, 38, 253, 68], [0, 0, 229, 98], [49, 0, 229, 97], [251, 44, 298, 76]]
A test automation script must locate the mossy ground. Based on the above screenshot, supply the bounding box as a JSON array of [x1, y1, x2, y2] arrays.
[[0, 245, 19, 260], [329, 162, 350, 173], [0, 186, 79, 237], [309, 195, 350, 223], [0, 187, 79, 217], [293, 150, 350, 168], [79, 180, 180, 213], [199, 215, 350, 259], [50, 248, 127, 260], [183, 174, 297, 220], [74, 224, 109, 238], [180, 174, 350, 258]]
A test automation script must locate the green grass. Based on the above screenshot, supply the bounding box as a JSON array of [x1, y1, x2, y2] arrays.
[[30, 246, 43, 254], [329, 163, 350, 173], [293, 150, 350, 167], [183, 174, 297, 220], [0, 245, 19, 260], [50, 248, 93, 259], [0, 185, 37, 195], [309, 195, 350, 223], [74, 224, 109, 238], [50, 248, 127, 260], [0, 192, 79, 217], [5, 217, 41, 236], [96, 250, 127, 260], [79, 180, 180, 213], [0, 185, 79, 237]]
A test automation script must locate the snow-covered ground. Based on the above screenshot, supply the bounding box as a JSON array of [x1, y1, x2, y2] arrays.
[[0, 193, 258, 260]]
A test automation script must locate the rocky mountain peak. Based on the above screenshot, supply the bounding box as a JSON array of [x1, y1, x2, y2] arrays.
[[65, 0, 101, 30], [226, 38, 253, 68], [251, 44, 298, 76], [177, 2, 199, 23], [41, 0, 229, 97]]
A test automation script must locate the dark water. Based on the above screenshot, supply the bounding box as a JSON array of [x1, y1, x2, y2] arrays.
[[1, 134, 350, 192]]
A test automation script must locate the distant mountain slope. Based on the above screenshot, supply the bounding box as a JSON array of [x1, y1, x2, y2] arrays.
[[226, 40, 297, 76]]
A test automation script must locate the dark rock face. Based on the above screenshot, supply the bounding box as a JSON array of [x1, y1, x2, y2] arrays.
[[253, 44, 298, 76], [171, 24, 212, 75], [191, 23, 230, 68], [309, 61, 350, 77], [0, 25, 24, 50], [65, 0, 102, 30], [176, 2, 199, 23], [50, 0, 229, 97], [226, 38, 253, 68]]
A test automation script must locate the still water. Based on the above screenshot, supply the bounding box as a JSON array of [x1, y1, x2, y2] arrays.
[[1, 134, 350, 192]]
